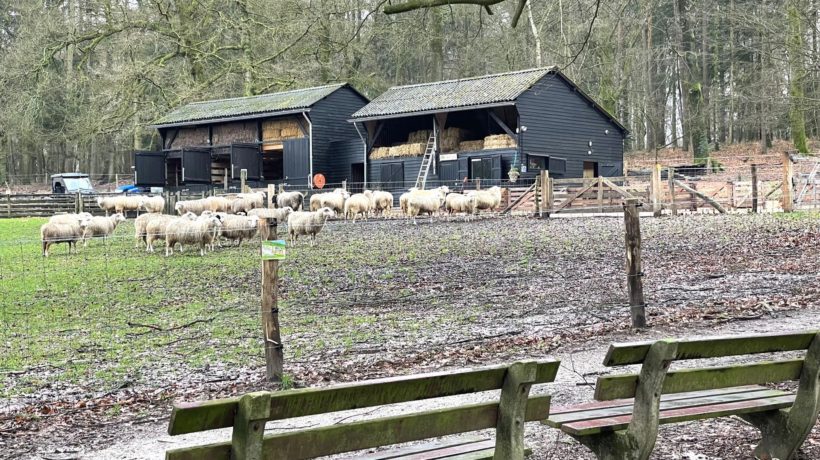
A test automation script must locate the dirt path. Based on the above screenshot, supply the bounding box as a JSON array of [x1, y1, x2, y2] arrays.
[[75, 307, 820, 460]]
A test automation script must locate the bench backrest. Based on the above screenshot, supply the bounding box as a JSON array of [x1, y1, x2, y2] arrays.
[[594, 330, 819, 401], [166, 359, 560, 460]]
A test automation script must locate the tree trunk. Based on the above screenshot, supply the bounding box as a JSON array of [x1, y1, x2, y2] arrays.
[[788, 1, 809, 153]]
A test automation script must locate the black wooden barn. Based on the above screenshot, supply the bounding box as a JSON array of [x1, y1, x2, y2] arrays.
[[135, 83, 368, 190], [349, 67, 628, 195]]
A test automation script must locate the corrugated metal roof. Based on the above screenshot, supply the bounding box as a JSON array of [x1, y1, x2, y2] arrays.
[[152, 83, 347, 127], [351, 67, 556, 120]]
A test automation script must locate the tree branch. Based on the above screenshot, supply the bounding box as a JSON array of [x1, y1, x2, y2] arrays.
[[384, 0, 507, 15]]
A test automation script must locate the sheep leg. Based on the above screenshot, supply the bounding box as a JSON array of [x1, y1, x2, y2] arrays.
[[42, 241, 48, 257], [165, 241, 172, 257]]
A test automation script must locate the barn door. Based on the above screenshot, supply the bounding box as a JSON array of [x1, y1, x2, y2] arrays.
[[231, 143, 261, 180], [457, 158, 469, 181], [380, 162, 404, 190], [491, 155, 502, 181], [134, 151, 166, 186], [283, 138, 310, 185], [182, 148, 212, 183], [439, 161, 458, 182]]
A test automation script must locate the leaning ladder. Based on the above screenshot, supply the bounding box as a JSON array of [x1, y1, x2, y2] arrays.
[[414, 131, 437, 190], [795, 161, 820, 205]]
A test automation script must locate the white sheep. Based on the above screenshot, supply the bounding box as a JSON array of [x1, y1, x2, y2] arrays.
[[343, 192, 373, 223], [370, 191, 394, 216], [236, 191, 265, 208], [276, 191, 304, 211], [134, 212, 163, 248], [287, 207, 335, 246], [139, 196, 165, 213], [468, 186, 503, 212], [41, 221, 86, 257], [204, 196, 232, 213], [81, 213, 126, 246], [96, 196, 117, 215], [310, 189, 349, 213], [144, 213, 196, 253], [165, 214, 223, 256], [231, 197, 259, 215], [399, 192, 412, 216], [218, 214, 260, 246], [175, 199, 209, 215], [113, 195, 143, 215], [48, 212, 93, 225], [445, 193, 478, 218], [248, 207, 292, 238], [406, 186, 450, 224]]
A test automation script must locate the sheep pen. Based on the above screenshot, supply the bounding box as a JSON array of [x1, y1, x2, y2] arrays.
[[4, 213, 820, 459]]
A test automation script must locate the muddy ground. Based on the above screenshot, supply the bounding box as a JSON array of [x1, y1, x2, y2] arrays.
[[2, 212, 820, 459]]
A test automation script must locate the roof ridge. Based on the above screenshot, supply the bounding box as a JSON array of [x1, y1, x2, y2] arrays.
[[385, 67, 556, 91], [185, 83, 346, 106]]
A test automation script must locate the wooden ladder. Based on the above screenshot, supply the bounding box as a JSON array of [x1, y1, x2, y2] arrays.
[[414, 131, 437, 190]]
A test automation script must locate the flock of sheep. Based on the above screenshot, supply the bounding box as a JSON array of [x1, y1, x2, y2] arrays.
[[38, 185, 505, 256]]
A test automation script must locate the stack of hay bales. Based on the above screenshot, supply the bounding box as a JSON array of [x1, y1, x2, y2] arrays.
[[262, 119, 303, 141], [408, 130, 432, 143], [370, 147, 391, 160], [439, 127, 464, 152], [458, 140, 484, 152], [483, 134, 517, 149], [371, 143, 426, 159]]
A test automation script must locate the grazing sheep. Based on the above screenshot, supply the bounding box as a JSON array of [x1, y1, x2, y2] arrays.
[[113, 195, 143, 215], [139, 196, 165, 213], [175, 199, 209, 215], [134, 212, 163, 248], [370, 191, 394, 216], [468, 186, 503, 212], [219, 214, 260, 246], [231, 197, 257, 215], [41, 221, 86, 257], [287, 207, 335, 246], [165, 214, 223, 256], [96, 196, 118, 215], [445, 193, 478, 218], [48, 212, 93, 225], [249, 207, 292, 238], [399, 192, 412, 216], [310, 189, 349, 213], [343, 192, 373, 223], [144, 213, 196, 253], [406, 186, 450, 224], [204, 196, 232, 213], [276, 191, 304, 211], [81, 213, 126, 246]]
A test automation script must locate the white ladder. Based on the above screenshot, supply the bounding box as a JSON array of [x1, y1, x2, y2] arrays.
[[796, 162, 820, 205], [414, 131, 437, 190]]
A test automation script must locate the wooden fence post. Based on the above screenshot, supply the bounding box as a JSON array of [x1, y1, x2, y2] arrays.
[[6, 193, 11, 217], [651, 164, 662, 217], [241, 169, 248, 194], [224, 168, 229, 192], [782, 151, 794, 212], [544, 173, 553, 216], [261, 258, 283, 381], [476, 178, 481, 191], [539, 169, 549, 218], [667, 167, 677, 216], [751, 164, 759, 213], [623, 197, 647, 328], [267, 184, 276, 208], [534, 175, 541, 216], [597, 175, 604, 213], [75, 191, 82, 213]]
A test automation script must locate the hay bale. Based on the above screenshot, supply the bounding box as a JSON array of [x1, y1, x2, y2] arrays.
[[371, 147, 390, 160], [484, 134, 517, 149], [439, 127, 464, 152], [408, 130, 432, 143], [405, 143, 425, 156], [458, 140, 484, 152], [281, 126, 301, 138]]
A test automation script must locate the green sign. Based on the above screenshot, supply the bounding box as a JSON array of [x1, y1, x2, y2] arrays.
[[261, 240, 287, 260]]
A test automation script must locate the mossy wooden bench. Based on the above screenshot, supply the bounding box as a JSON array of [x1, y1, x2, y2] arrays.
[[545, 331, 820, 460], [165, 359, 559, 460]]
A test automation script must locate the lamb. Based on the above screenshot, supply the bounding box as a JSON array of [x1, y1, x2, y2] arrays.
[[276, 191, 304, 211], [204, 196, 232, 213], [343, 191, 373, 223], [139, 196, 165, 213], [370, 190, 394, 216], [445, 193, 478, 218], [310, 189, 349, 213], [165, 214, 223, 256], [81, 213, 126, 246], [468, 186, 503, 212], [218, 214, 260, 246], [48, 212, 93, 225], [287, 207, 335, 246], [406, 186, 450, 224], [175, 199, 209, 215], [41, 221, 86, 257], [145, 213, 196, 253]]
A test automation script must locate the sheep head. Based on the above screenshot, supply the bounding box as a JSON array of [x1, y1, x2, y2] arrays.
[[174, 202, 185, 215], [318, 207, 335, 219]]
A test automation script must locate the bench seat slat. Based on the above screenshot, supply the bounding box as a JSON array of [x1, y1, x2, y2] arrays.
[[166, 395, 551, 460], [395, 440, 496, 459], [350, 436, 490, 459], [549, 385, 763, 415], [595, 359, 804, 400], [560, 394, 796, 436], [168, 360, 560, 435], [545, 388, 788, 427], [604, 331, 818, 366]]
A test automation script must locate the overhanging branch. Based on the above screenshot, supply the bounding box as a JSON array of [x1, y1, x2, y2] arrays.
[[384, 0, 507, 16]]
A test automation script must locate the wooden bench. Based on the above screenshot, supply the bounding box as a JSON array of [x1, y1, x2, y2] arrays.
[[545, 331, 820, 460], [165, 359, 559, 460]]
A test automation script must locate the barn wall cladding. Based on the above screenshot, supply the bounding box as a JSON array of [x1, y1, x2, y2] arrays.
[[351, 67, 628, 188], [138, 84, 369, 190]]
